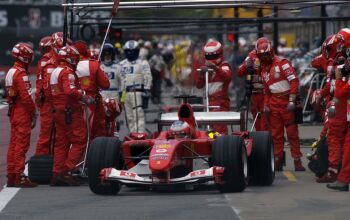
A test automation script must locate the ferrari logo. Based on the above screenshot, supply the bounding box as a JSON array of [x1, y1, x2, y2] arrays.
[[82, 78, 90, 86]]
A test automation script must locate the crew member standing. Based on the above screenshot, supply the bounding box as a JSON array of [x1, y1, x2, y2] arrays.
[[6, 43, 37, 187], [35, 32, 64, 155], [238, 49, 268, 131], [75, 40, 110, 140], [50, 45, 92, 186], [100, 43, 122, 136], [119, 40, 152, 133], [258, 37, 305, 171], [195, 40, 232, 134], [327, 40, 350, 191], [315, 34, 347, 182]]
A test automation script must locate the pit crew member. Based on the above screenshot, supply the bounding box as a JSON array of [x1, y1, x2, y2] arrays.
[[195, 40, 232, 134]]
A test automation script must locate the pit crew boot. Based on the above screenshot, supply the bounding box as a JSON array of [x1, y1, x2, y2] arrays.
[[275, 157, 283, 171], [6, 173, 15, 187], [294, 159, 306, 171], [326, 180, 349, 191], [14, 174, 38, 188], [50, 172, 80, 186], [316, 170, 337, 183]]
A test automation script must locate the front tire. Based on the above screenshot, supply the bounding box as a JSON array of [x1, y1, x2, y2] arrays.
[[248, 131, 275, 186], [88, 137, 124, 195], [212, 136, 248, 193]]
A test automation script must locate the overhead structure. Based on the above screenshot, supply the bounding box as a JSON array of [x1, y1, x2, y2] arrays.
[[62, 0, 350, 47], [63, 0, 350, 9]]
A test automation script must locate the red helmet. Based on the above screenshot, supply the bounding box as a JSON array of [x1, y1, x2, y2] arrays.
[[323, 34, 344, 60], [74, 40, 89, 58], [321, 34, 334, 58], [11, 43, 34, 64], [39, 36, 52, 55], [168, 120, 192, 139], [338, 28, 350, 41], [255, 37, 274, 64], [58, 45, 80, 66], [203, 40, 223, 65], [51, 32, 64, 54]]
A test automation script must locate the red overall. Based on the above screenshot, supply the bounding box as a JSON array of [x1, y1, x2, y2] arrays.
[[334, 78, 350, 183], [195, 61, 232, 134], [262, 56, 302, 159], [50, 63, 87, 174], [5, 62, 36, 175], [238, 50, 268, 131], [76, 59, 110, 140], [35, 52, 57, 155]]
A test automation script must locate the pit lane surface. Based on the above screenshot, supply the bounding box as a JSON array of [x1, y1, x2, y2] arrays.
[[1, 101, 350, 220]]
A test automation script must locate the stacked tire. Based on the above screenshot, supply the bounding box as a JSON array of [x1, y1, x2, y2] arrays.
[[28, 155, 53, 184]]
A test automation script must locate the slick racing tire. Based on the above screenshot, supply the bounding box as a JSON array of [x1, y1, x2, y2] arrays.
[[212, 135, 248, 193], [248, 131, 275, 186], [28, 154, 53, 184], [88, 137, 124, 195]]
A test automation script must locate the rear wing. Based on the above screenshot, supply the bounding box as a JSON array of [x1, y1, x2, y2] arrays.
[[159, 111, 242, 126]]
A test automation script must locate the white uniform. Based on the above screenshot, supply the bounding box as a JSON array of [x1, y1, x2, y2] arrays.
[[101, 62, 121, 100], [119, 58, 152, 133]]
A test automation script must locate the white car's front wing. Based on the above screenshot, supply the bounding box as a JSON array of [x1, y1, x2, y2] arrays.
[[100, 166, 224, 186]]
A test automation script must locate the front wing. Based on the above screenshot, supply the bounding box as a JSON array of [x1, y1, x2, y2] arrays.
[[99, 166, 224, 186]]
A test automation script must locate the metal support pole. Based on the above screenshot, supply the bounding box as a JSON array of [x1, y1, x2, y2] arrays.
[[321, 4, 327, 42], [63, 0, 68, 45], [273, 6, 278, 54], [70, 0, 74, 40], [257, 9, 263, 38], [234, 7, 239, 52]]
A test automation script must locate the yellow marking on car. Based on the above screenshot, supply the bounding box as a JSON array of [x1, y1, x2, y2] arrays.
[[283, 171, 297, 182]]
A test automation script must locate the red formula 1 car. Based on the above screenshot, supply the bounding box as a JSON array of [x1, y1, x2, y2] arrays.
[[87, 96, 275, 195]]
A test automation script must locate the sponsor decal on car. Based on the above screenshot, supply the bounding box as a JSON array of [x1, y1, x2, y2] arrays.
[[156, 144, 171, 149], [120, 171, 136, 179], [190, 170, 206, 177], [151, 153, 169, 160], [155, 148, 167, 153]]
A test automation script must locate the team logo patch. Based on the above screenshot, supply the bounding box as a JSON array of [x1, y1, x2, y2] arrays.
[[274, 72, 280, 79], [282, 63, 290, 70], [254, 58, 260, 69], [82, 78, 90, 86], [121, 66, 134, 74]]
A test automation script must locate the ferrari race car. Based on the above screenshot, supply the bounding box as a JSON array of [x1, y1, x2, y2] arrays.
[[87, 97, 275, 195]]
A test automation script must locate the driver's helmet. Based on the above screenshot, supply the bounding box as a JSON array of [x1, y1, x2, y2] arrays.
[[169, 120, 192, 139]]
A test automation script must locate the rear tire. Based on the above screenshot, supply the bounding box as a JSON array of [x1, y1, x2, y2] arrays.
[[28, 154, 53, 184], [248, 131, 275, 186], [88, 137, 124, 195], [212, 136, 248, 193]]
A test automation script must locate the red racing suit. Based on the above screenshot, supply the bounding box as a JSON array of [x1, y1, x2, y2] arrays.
[[328, 76, 348, 171], [5, 62, 36, 175], [262, 56, 302, 159], [195, 61, 232, 134], [35, 53, 58, 155], [237, 50, 268, 131], [310, 55, 332, 139], [320, 60, 346, 170], [311, 54, 329, 73], [50, 63, 87, 174], [334, 77, 350, 183], [76, 59, 110, 140]]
